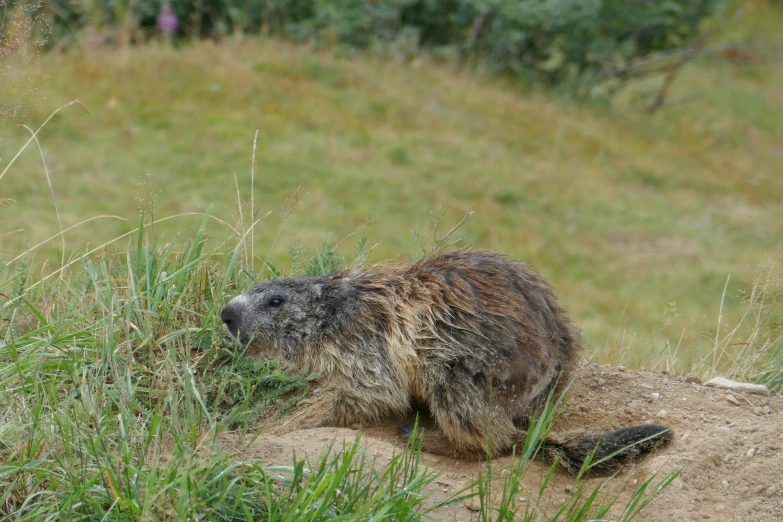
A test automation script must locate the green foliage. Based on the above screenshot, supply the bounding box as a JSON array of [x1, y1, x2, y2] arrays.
[[303, 240, 344, 277], [713, 255, 783, 394], [286, 236, 373, 277], [17, 0, 721, 89], [755, 337, 783, 394], [254, 430, 441, 521], [199, 340, 317, 425]]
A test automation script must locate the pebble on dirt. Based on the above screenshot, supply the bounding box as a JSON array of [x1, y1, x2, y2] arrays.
[[705, 377, 770, 396]]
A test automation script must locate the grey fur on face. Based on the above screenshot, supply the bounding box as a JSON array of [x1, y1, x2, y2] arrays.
[[221, 277, 337, 361]]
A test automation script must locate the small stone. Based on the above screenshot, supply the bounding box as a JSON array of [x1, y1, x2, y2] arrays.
[[598, 378, 606, 386], [721, 480, 730, 488], [685, 376, 702, 384], [657, 409, 669, 417], [763, 406, 771, 414], [565, 485, 574, 494], [766, 485, 778, 497], [753, 407, 763, 416], [617, 366, 626, 372], [464, 499, 481, 512], [650, 392, 661, 402], [704, 377, 769, 396], [726, 395, 740, 406], [747, 448, 756, 457], [518, 497, 526, 503]]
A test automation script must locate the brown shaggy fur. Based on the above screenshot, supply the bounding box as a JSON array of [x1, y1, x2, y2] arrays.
[[221, 248, 671, 469]]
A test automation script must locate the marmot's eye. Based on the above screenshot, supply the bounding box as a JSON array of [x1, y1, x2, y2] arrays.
[[269, 297, 284, 307]]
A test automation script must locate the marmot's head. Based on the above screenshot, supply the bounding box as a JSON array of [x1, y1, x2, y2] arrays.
[[220, 276, 354, 361]]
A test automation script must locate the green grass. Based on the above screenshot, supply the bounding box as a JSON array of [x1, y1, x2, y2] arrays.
[[2, 3, 783, 364]]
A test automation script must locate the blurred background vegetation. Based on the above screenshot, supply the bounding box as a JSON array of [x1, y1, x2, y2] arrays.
[[1, 0, 782, 368], [6, 0, 723, 92]]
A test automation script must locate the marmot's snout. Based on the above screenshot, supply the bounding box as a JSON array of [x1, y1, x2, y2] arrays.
[[220, 302, 239, 334], [220, 295, 253, 343]]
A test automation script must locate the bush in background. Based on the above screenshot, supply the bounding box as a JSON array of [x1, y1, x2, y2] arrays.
[[7, 0, 722, 91]]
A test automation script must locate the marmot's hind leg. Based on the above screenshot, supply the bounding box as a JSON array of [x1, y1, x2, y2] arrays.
[[396, 423, 510, 460], [399, 376, 518, 460], [397, 415, 517, 460]]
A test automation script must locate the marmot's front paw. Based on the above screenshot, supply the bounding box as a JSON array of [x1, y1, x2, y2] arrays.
[[304, 415, 333, 429]]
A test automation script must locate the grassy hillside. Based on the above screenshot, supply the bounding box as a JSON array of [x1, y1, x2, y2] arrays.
[[2, 2, 782, 367]]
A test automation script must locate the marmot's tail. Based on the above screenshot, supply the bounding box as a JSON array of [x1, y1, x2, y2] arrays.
[[540, 424, 672, 474]]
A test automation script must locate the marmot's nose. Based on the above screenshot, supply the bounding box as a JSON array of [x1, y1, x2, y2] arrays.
[[220, 303, 238, 327]]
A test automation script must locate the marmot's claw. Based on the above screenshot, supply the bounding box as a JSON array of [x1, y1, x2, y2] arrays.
[[397, 424, 414, 440]]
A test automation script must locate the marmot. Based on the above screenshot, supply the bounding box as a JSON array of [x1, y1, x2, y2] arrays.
[[221, 248, 671, 471]]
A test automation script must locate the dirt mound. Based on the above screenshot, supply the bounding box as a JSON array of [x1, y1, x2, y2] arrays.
[[219, 364, 783, 521]]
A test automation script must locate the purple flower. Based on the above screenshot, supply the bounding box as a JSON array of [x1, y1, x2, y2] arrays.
[[157, 4, 178, 35]]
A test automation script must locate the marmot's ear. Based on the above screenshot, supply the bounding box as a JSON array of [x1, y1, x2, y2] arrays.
[[309, 283, 325, 301]]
